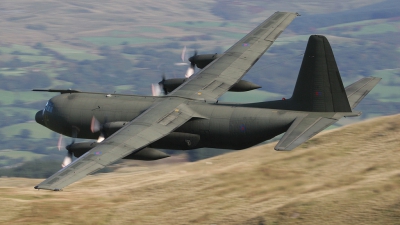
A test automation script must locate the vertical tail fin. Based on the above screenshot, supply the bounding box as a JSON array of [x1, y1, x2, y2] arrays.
[[291, 35, 351, 112]]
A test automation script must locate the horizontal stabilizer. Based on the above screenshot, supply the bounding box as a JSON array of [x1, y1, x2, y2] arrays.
[[345, 77, 381, 109], [275, 116, 337, 151]]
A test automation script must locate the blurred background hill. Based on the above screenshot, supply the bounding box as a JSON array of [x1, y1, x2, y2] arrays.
[[0, 0, 399, 176]]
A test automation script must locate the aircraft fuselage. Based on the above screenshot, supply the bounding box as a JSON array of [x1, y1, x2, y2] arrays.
[[36, 93, 302, 150]]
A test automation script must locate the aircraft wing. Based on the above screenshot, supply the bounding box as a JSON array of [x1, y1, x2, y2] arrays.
[[274, 115, 337, 151], [171, 12, 299, 102], [34, 100, 202, 190]]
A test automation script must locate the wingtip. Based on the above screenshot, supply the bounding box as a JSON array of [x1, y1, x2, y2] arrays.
[[275, 146, 294, 151], [274, 146, 287, 151], [34, 185, 62, 191]]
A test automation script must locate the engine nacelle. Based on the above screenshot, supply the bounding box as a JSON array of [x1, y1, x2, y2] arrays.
[[90, 122, 203, 150], [189, 53, 221, 69], [123, 148, 170, 161], [162, 78, 261, 94], [228, 80, 261, 92], [162, 78, 186, 93], [66, 131, 203, 159], [102, 121, 129, 137], [149, 132, 201, 150], [66, 142, 170, 161]]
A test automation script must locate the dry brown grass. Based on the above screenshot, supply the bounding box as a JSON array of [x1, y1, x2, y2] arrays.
[[0, 114, 400, 224]]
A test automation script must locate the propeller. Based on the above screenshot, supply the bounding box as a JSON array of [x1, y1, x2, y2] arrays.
[[62, 141, 74, 168], [185, 50, 197, 78], [57, 134, 64, 151], [58, 129, 77, 168], [152, 73, 167, 96], [174, 46, 197, 78], [90, 116, 107, 143], [152, 47, 198, 96], [151, 83, 162, 96], [174, 46, 188, 66]]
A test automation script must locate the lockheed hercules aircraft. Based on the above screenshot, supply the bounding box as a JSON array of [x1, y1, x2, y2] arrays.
[[33, 12, 380, 190]]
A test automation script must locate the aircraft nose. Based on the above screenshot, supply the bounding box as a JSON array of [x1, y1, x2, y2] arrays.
[[35, 110, 44, 125]]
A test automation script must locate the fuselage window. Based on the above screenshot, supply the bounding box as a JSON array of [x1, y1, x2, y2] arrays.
[[45, 101, 53, 113]]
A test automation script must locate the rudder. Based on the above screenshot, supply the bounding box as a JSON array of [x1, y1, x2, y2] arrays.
[[291, 35, 351, 112]]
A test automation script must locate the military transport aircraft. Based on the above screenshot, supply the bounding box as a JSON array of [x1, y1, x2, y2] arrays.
[[33, 12, 380, 190]]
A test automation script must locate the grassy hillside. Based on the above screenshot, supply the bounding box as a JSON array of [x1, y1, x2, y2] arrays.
[[0, 114, 399, 224]]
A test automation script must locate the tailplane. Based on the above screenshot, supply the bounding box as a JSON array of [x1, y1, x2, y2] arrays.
[[345, 77, 381, 109], [271, 35, 381, 151]]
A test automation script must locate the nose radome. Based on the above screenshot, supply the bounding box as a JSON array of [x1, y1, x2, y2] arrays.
[[35, 110, 44, 125]]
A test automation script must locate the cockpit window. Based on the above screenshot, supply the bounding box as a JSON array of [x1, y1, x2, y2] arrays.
[[45, 101, 54, 113]]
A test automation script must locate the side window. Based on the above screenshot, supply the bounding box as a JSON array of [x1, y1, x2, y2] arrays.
[[45, 101, 53, 113]]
